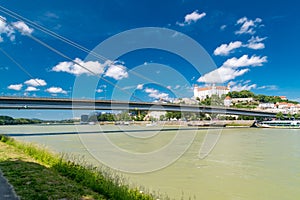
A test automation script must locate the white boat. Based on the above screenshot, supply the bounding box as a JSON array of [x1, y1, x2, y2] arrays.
[[256, 120, 300, 129]]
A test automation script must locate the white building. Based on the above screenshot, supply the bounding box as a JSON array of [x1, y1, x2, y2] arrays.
[[259, 103, 275, 109], [224, 96, 232, 107], [231, 98, 254, 103], [146, 111, 166, 120], [194, 84, 230, 100], [172, 98, 198, 105]]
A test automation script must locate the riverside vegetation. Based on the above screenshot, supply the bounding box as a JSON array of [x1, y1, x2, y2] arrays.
[[0, 135, 160, 200]]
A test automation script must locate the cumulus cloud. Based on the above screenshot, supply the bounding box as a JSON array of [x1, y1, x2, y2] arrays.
[[235, 17, 262, 35], [174, 85, 181, 89], [12, 21, 33, 35], [104, 63, 128, 80], [197, 55, 267, 83], [24, 78, 47, 87], [45, 87, 67, 94], [229, 80, 278, 92], [214, 41, 243, 56], [0, 16, 15, 42], [136, 84, 144, 90], [231, 83, 257, 91], [177, 10, 206, 26], [25, 86, 39, 92], [246, 36, 267, 50], [222, 55, 267, 68], [257, 85, 278, 90], [0, 16, 33, 42], [52, 58, 128, 80], [52, 58, 106, 76], [198, 67, 249, 83], [96, 89, 103, 93], [8, 84, 23, 91], [220, 25, 227, 30], [144, 88, 169, 100]]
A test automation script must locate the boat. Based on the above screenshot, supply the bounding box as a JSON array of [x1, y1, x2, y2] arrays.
[[255, 120, 300, 129]]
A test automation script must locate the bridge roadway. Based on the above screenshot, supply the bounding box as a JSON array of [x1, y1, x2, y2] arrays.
[[0, 96, 276, 117]]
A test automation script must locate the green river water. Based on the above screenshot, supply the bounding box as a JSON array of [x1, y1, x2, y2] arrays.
[[0, 124, 299, 199]]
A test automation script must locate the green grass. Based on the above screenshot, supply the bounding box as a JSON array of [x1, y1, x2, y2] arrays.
[[0, 135, 158, 200]]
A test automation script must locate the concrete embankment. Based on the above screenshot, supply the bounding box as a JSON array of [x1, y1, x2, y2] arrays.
[[98, 120, 256, 127], [186, 120, 255, 127]]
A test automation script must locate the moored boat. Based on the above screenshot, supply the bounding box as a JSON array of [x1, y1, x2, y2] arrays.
[[255, 120, 300, 128]]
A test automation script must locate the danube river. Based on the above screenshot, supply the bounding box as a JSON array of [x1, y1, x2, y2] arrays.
[[1, 124, 299, 199]]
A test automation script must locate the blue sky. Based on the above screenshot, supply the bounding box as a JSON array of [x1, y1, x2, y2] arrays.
[[0, 0, 299, 119]]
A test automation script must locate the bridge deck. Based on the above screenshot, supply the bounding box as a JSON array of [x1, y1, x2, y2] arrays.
[[0, 96, 276, 117]]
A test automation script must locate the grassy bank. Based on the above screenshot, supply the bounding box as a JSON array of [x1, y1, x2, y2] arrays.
[[0, 135, 157, 200]]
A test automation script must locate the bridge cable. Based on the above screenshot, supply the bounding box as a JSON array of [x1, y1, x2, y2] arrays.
[[0, 5, 189, 101], [0, 47, 43, 87], [0, 17, 144, 102]]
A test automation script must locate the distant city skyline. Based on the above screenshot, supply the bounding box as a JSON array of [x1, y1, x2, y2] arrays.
[[0, 0, 299, 119]]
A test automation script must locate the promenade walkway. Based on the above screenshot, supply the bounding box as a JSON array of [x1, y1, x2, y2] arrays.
[[0, 170, 19, 200]]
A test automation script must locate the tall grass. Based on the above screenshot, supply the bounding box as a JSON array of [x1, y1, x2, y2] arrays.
[[0, 135, 158, 200]]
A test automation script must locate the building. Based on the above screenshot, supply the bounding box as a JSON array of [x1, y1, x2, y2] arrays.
[[145, 111, 166, 121], [194, 84, 230, 100], [224, 96, 232, 107], [231, 97, 254, 103], [80, 114, 89, 124], [172, 98, 198, 105], [279, 96, 287, 101], [259, 103, 275, 109]]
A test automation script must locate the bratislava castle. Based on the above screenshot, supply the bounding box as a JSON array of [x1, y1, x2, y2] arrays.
[[193, 84, 230, 100]]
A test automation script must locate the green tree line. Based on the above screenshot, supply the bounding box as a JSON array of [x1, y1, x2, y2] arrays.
[[0, 116, 42, 125]]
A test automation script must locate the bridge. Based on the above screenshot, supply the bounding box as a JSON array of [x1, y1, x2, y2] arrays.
[[0, 96, 277, 117]]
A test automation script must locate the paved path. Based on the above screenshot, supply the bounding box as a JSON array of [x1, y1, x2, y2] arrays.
[[0, 170, 19, 200]]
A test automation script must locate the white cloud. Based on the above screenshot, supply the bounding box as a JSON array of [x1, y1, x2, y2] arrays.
[[99, 84, 107, 88], [24, 78, 47, 87], [174, 85, 181, 89], [96, 89, 103, 93], [214, 41, 243, 56], [45, 87, 67, 94], [231, 83, 257, 91], [8, 84, 23, 91], [136, 84, 144, 90], [257, 85, 278, 90], [235, 17, 262, 35], [0, 16, 33, 41], [52, 58, 128, 80], [12, 21, 33, 35], [25, 86, 39, 92], [246, 36, 267, 50], [220, 25, 227, 30], [0, 16, 15, 42], [197, 67, 249, 83], [177, 10, 206, 26], [144, 88, 169, 100], [52, 58, 106, 76], [222, 55, 267, 68], [230, 80, 278, 92], [197, 55, 267, 83], [104, 63, 128, 80]]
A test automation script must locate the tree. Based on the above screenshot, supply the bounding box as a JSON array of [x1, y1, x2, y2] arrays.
[[228, 90, 254, 98], [165, 112, 182, 120], [159, 115, 165, 121], [276, 112, 284, 120], [98, 113, 115, 121]]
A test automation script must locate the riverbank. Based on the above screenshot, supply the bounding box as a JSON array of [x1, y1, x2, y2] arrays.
[[98, 120, 256, 127], [0, 135, 157, 200]]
